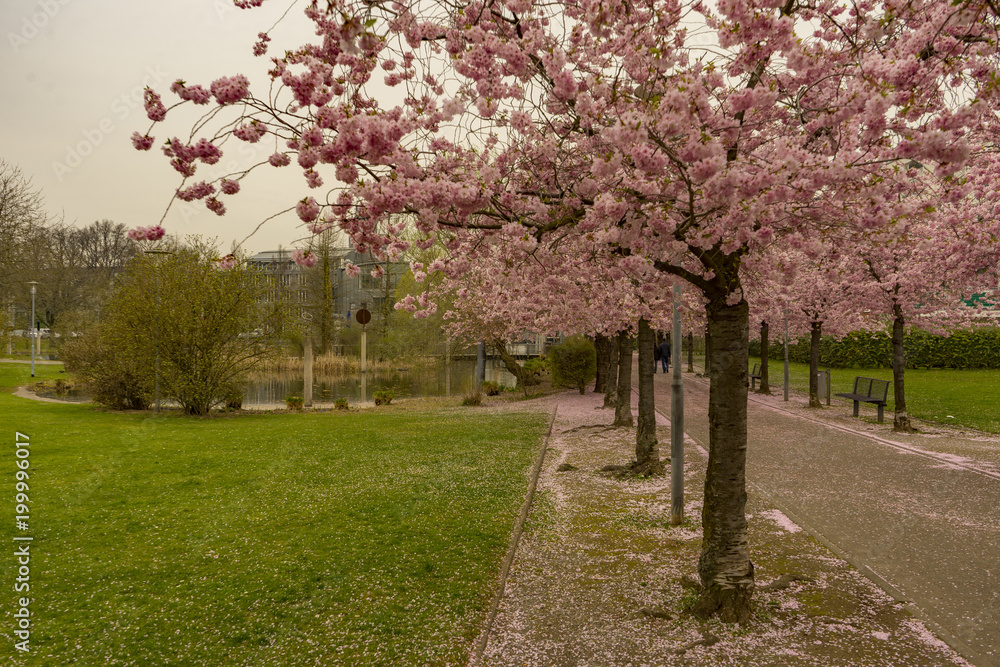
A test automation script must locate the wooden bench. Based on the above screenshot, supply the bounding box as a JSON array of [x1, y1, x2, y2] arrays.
[[835, 377, 890, 423], [750, 363, 762, 390]]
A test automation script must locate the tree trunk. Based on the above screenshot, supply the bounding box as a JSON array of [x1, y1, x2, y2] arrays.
[[613, 330, 633, 427], [490, 339, 527, 396], [808, 321, 822, 408], [891, 305, 912, 432], [476, 341, 486, 392], [703, 326, 711, 376], [634, 318, 663, 474], [692, 295, 753, 624], [687, 331, 694, 373], [594, 333, 611, 394], [758, 321, 771, 394], [604, 334, 619, 409]]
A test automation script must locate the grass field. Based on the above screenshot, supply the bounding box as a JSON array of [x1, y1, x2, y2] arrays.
[[747, 356, 1000, 433], [0, 362, 549, 665]]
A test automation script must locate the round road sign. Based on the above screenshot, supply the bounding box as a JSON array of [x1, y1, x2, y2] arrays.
[[356, 308, 371, 325]]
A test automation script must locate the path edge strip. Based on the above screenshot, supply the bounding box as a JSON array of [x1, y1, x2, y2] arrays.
[[468, 401, 558, 667]]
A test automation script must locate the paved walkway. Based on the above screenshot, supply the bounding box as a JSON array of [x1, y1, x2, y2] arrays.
[[665, 372, 1000, 667]]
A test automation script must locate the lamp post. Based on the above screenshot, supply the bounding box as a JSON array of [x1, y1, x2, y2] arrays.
[[27, 282, 38, 377]]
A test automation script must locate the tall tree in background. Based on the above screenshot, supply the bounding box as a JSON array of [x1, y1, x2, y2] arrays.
[[0, 160, 47, 332], [304, 228, 345, 353]]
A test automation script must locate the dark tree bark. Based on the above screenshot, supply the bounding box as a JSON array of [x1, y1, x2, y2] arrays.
[[758, 321, 771, 394], [687, 331, 694, 373], [613, 330, 633, 427], [634, 318, 663, 474], [604, 333, 619, 409], [703, 326, 711, 377], [594, 333, 612, 394], [691, 292, 753, 624], [891, 304, 912, 432], [808, 320, 822, 408]]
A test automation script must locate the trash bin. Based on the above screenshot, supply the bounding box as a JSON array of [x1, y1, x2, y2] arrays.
[[817, 369, 831, 405]]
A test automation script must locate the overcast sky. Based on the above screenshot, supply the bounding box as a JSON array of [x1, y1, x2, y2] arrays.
[[2, 0, 324, 255]]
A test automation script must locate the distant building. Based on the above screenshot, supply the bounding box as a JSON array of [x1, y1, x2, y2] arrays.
[[247, 247, 407, 325]]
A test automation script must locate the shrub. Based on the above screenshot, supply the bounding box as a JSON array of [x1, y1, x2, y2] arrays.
[[548, 335, 597, 394], [61, 334, 150, 410], [63, 243, 286, 415], [373, 389, 394, 406], [481, 380, 504, 396], [334, 397, 349, 410], [521, 356, 548, 385], [285, 395, 304, 410], [462, 389, 482, 406], [754, 325, 1000, 370], [223, 385, 244, 411]]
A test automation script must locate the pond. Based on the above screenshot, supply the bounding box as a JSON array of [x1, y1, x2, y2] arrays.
[[243, 358, 518, 406]]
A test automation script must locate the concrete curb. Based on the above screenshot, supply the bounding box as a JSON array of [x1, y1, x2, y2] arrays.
[[469, 402, 558, 667]]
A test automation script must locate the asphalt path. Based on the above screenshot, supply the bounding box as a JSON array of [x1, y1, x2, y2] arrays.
[[654, 371, 1000, 667]]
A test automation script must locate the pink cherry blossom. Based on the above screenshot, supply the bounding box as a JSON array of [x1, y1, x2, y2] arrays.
[[206, 197, 226, 216], [210, 74, 250, 105], [344, 262, 361, 278], [128, 225, 166, 242], [220, 179, 240, 195], [170, 80, 211, 104], [268, 152, 290, 167], [304, 170, 323, 188], [176, 181, 216, 201], [291, 249, 318, 267], [143, 88, 166, 122], [216, 254, 237, 270], [296, 197, 320, 223], [131, 132, 155, 151], [252, 32, 270, 57], [233, 120, 267, 143]]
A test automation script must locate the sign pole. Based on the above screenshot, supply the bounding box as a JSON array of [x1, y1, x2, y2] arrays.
[[784, 311, 790, 402], [356, 306, 371, 402], [670, 284, 684, 526]]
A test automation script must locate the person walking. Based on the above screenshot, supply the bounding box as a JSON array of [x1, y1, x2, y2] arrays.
[[659, 337, 670, 373]]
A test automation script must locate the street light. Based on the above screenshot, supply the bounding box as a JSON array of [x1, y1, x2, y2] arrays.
[[27, 282, 38, 377]]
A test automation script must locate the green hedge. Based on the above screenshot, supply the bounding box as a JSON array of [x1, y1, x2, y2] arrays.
[[750, 326, 1000, 369], [549, 335, 597, 393]]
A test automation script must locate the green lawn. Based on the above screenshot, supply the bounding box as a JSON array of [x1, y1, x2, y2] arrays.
[[0, 362, 548, 665], [748, 356, 1000, 433]]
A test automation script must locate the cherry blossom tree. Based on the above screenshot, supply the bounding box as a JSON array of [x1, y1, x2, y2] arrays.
[[137, 0, 1000, 621], [840, 160, 1000, 431], [750, 242, 875, 407], [431, 231, 674, 473]]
